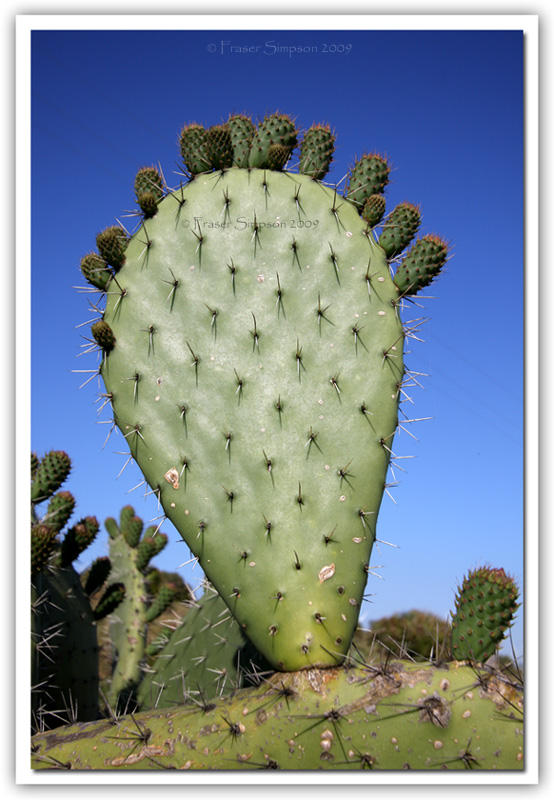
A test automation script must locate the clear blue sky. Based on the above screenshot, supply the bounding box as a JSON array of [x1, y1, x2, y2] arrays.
[[29, 26, 524, 655]]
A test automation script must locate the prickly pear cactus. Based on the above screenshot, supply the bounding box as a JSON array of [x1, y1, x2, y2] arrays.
[[103, 506, 175, 709], [81, 112, 448, 673], [31, 659, 523, 770], [137, 585, 271, 709], [31, 451, 125, 731], [451, 567, 520, 663]]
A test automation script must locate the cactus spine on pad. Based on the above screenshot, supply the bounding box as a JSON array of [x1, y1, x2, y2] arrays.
[[31, 660, 523, 770]]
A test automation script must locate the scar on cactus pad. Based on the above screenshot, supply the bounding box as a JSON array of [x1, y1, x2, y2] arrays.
[[81, 111, 451, 673]]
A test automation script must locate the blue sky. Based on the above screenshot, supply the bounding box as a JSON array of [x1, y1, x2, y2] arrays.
[[29, 25, 525, 655]]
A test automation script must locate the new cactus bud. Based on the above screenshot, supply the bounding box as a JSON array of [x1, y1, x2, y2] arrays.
[[135, 533, 168, 572], [83, 556, 112, 596], [91, 320, 116, 352], [31, 450, 71, 503], [179, 123, 210, 175], [227, 113, 255, 167], [393, 233, 449, 296], [92, 582, 126, 621], [346, 153, 390, 208], [206, 124, 234, 170], [44, 490, 76, 533], [361, 194, 386, 227], [59, 516, 100, 568], [134, 166, 164, 218], [31, 524, 57, 577], [96, 225, 128, 270], [144, 584, 176, 623], [267, 142, 291, 171], [248, 112, 297, 168], [299, 123, 335, 180], [378, 202, 421, 259], [79, 253, 113, 291], [451, 566, 520, 663]]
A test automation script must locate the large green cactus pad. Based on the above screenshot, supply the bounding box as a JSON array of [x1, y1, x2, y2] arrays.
[[98, 168, 404, 671]]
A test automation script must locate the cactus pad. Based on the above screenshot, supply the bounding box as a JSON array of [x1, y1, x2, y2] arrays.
[[92, 167, 404, 672], [451, 567, 520, 663], [31, 660, 524, 770]]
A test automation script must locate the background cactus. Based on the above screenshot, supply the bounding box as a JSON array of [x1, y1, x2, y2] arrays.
[[79, 111, 450, 673], [31, 450, 125, 732], [356, 610, 451, 663], [137, 585, 271, 709], [102, 506, 177, 711]]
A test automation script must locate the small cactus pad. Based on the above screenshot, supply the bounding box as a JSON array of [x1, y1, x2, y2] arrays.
[[134, 166, 164, 218], [91, 320, 116, 352], [92, 581, 126, 620], [346, 153, 390, 208], [248, 113, 297, 168], [393, 234, 448, 296], [31, 524, 57, 576], [206, 125, 234, 171], [31, 450, 71, 503], [79, 253, 113, 291], [227, 114, 255, 168], [361, 195, 386, 228], [44, 490, 76, 533], [299, 124, 335, 180], [96, 226, 128, 270], [378, 202, 421, 259], [179, 123, 210, 175], [451, 567, 519, 663], [59, 516, 100, 567]]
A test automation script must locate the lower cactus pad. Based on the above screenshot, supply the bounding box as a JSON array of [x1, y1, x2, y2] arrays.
[[31, 660, 523, 770]]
